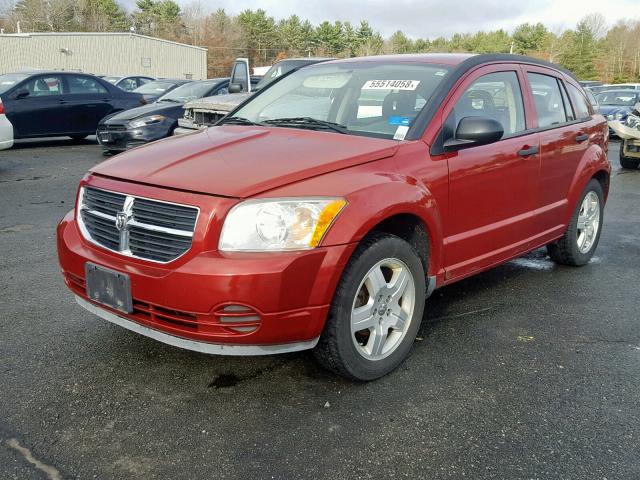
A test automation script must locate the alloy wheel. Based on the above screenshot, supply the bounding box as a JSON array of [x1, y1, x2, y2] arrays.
[[350, 258, 416, 360]]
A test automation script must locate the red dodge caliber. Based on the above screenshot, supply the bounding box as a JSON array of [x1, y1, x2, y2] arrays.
[[58, 54, 610, 380]]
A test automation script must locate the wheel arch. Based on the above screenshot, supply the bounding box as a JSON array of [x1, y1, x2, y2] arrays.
[[321, 179, 444, 280], [564, 144, 611, 225]]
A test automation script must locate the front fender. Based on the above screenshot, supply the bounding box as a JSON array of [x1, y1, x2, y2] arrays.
[[320, 173, 444, 277]]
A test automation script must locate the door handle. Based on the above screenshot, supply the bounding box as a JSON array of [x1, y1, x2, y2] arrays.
[[59, 99, 68, 104], [518, 145, 539, 157], [575, 133, 589, 143]]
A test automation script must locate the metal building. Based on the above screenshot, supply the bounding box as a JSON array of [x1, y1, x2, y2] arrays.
[[0, 32, 207, 79]]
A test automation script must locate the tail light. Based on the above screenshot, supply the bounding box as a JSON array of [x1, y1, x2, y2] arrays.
[[0, 98, 4, 115]]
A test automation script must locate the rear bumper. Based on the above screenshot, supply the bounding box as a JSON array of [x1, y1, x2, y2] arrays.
[[57, 188, 357, 350], [0, 115, 14, 150]]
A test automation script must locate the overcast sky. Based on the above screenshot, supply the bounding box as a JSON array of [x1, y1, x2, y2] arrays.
[[169, 0, 640, 38]]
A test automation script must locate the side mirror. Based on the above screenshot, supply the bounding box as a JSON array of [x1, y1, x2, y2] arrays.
[[444, 116, 504, 151], [15, 88, 29, 99], [228, 83, 242, 94]]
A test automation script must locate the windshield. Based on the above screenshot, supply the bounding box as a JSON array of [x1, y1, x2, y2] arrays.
[[230, 62, 451, 139], [255, 60, 306, 90], [0, 73, 30, 94], [133, 81, 177, 95], [103, 76, 120, 84], [158, 81, 218, 103], [596, 91, 638, 106]]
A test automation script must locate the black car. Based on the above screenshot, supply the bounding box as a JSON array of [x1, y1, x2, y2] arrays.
[[0, 71, 144, 141], [97, 78, 230, 153], [132, 79, 192, 103]]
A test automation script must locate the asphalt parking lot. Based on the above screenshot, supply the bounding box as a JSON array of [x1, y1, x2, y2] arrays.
[[1, 137, 639, 479]]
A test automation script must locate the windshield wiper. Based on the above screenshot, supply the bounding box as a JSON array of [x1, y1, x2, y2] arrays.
[[263, 117, 349, 134], [222, 116, 266, 126]]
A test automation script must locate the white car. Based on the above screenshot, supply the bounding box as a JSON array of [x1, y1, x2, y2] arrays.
[[0, 98, 14, 150]]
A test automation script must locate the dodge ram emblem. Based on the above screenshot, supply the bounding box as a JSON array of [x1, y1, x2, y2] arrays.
[[115, 211, 128, 231]]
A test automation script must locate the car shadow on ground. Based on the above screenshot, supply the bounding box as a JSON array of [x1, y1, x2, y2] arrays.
[[11, 136, 97, 150]]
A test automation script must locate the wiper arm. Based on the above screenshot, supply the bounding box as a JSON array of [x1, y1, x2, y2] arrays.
[[264, 117, 348, 134], [221, 116, 266, 126]]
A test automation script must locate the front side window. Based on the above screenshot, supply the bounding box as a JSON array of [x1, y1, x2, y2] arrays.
[[25, 76, 64, 96], [67, 76, 109, 95], [453, 71, 526, 136], [229, 62, 451, 139], [528, 73, 569, 128]]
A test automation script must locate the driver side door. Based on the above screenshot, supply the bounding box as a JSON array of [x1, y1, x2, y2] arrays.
[[7, 74, 67, 138], [442, 65, 541, 280]]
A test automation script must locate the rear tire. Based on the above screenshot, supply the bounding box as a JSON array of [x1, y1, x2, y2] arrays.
[[619, 146, 639, 169], [313, 232, 426, 381], [547, 179, 604, 266]]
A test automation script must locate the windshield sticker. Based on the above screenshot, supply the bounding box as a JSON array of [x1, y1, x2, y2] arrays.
[[362, 80, 420, 90], [435, 70, 447, 76], [388, 116, 411, 126], [393, 125, 409, 140]]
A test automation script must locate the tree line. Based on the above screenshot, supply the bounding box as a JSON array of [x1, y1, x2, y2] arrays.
[[1, 0, 639, 82]]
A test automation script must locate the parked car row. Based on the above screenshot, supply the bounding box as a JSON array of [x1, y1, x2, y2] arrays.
[[97, 78, 231, 153]]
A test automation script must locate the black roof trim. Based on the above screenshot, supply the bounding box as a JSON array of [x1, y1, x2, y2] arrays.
[[406, 54, 576, 141]]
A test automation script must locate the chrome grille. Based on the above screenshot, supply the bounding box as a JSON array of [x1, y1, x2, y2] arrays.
[[79, 187, 199, 263]]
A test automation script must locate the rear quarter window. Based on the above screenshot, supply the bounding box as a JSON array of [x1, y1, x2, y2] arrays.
[[567, 84, 592, 120]]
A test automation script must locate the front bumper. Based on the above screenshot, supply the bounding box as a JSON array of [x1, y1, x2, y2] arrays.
[[57, 178, 356, 353], [174, 117, 204, 136], [96, 122, 172, 151]]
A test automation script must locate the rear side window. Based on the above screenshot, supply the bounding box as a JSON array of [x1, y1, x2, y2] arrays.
[[528, 73, 570, 128], [67, 76, 109, 95], [567, 84, 593, 119], [453, 71, 526, 136]]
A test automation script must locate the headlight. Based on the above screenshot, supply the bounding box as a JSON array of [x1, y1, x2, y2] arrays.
[[606, 114, 614, 120], [615, 113, 625, 120], [219, 198, 347, 251], [129, 115, 166, 128]]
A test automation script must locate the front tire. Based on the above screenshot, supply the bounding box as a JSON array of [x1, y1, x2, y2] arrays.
[[314, 232, 426, 381], [547, 179, 604, 266]]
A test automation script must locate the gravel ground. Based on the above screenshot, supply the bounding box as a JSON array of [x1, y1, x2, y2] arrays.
[[0, 137, 638, 479]]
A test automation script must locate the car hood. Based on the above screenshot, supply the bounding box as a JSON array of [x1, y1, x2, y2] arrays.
[[185, 93, 252, 112], [90, 126, 398, 198], [103, 102, 184, 123], [599, 105, 631, 116]]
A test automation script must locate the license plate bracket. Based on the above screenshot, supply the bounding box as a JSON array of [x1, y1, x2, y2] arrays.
[[85, 263, 132, 313]]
